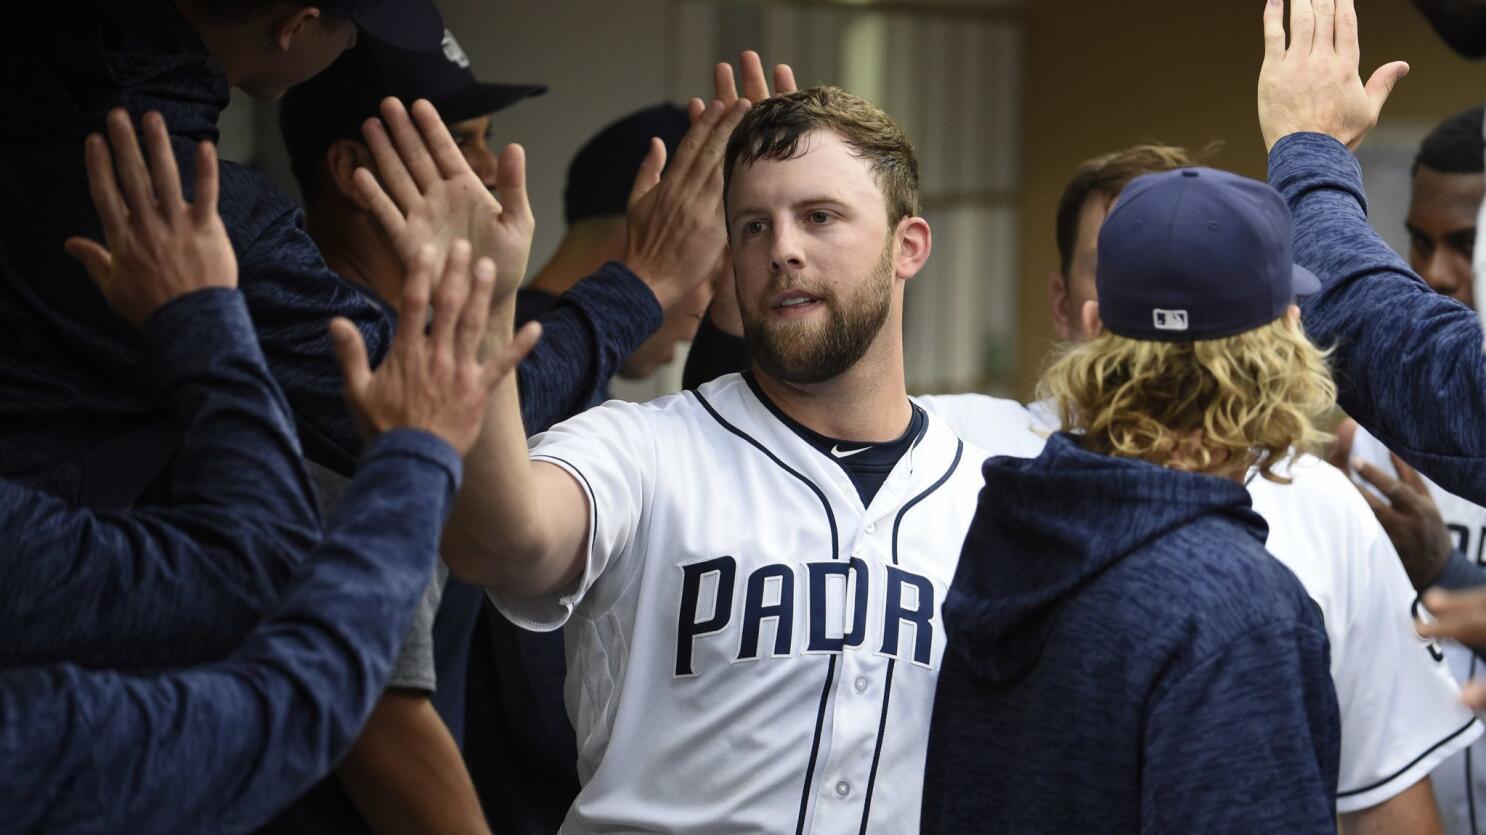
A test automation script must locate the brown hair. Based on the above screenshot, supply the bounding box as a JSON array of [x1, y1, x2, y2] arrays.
[[1054, 144, 1202, 276], [1038, 315, 1336, 483], [724, 86, 920, 228]]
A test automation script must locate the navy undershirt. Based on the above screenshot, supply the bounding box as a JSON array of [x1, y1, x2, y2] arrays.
[[744, 371, 927, 506]]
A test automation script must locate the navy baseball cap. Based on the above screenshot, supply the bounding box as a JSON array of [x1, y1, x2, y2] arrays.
[[565, 103, 692, 224], [280, 29, 547, 176], [1095, 167, 1322, 342], [317, 0, 444, 51]]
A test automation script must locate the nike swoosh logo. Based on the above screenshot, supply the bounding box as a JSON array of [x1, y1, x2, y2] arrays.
[[831, 444, 870, 459]]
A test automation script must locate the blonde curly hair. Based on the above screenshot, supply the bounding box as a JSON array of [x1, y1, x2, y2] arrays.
[[1038, 313, 1336, 483]]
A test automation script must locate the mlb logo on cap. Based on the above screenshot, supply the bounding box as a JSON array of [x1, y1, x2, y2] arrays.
[[1153, 309, 1189, 332], [1095, 167, 1321, 342]]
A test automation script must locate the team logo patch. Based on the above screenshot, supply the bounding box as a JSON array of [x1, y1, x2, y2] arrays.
[[441, 30, 472, 68], [1153, 309, 1189, 331]]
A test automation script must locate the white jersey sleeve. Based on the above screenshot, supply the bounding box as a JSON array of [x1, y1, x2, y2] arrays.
[[1249, 455, 1481, 813], [488, 398, 657, 631]]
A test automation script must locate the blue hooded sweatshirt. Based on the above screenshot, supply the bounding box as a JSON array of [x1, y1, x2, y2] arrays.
[[921, 433, 1340, 834]]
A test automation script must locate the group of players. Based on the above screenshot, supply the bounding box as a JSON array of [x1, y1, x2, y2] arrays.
[[6, 0, 1486, 832]]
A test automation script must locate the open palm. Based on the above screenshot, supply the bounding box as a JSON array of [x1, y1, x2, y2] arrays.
[[354, 98, 532, 302]]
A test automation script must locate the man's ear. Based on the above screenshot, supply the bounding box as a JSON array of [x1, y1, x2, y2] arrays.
[[1080, 299, 1103, 339], [275, 6, 322, 52], [893, 216, 932, 281], [1048, 270, 1072, 341], [326, 139, 375, 205]]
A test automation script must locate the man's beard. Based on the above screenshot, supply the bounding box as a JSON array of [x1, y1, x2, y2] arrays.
[[742, 241, 894, 385]]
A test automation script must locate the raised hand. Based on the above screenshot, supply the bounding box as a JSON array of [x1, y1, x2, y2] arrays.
[[1258, 0, 1411, 151], [714, 50, 797, 111], [64, 109, 235, 326], [353, 98, 533, 303], [330, 240, 541, 456], [694, 51, 797, 334], [623, 99, 750, 309]]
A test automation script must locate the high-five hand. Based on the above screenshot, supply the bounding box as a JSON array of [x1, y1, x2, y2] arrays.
[[713, 50, 797, 114], [330, 240, 541, 456], [64, 109, 236, 326], [353, 98, 533, 302], [689, 51, 798, 335], [624, 99, 750, 309], [1258, 0, 1410, 151]]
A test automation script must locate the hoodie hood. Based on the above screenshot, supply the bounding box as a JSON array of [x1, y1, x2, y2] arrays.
[[946, 431, 1268, 683], [3, 0, 226, 142]]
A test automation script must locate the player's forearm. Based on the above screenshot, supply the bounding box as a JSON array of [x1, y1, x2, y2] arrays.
[[337, 691, 490, 835], [1272, 134, 1486, 502], [443, 362, 579, 593]]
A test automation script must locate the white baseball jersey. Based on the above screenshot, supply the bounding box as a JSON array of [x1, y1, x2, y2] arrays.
[[1354, 424, 1486, 832], [490, 373, 995, 834], [922, 394, 1480, 814]]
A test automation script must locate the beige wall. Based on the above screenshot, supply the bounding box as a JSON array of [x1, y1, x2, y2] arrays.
[[1012, 1, 1486, 400]]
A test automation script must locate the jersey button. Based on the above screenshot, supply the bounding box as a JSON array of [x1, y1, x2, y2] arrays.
[[854, 676, 869, 693], [836, 781, 851, 798], [865, 523, 877, 534]]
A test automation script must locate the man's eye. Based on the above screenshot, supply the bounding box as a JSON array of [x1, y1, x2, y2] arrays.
[[808, 210, 832, 224], [743, 221, 767, 235]]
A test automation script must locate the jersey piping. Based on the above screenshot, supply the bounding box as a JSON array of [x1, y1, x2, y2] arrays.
[[691, 388, 842, 835], [1337, 716, 1481, 798], [857, 438, 967, 833]]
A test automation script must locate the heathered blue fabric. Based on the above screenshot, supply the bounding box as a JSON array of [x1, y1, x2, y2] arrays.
[[921, 433, 1340, 834], [0, 428, 462, 835], [0, 0, 661, 497], [0, 288, 320, 669], [1271, 132, 1486, 504]]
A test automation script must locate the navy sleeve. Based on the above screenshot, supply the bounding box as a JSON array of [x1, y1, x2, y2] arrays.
[[0, 288, 321, 669], [0, 430, 460, 835], [516, 262, 661, 433], [682, 311, 751, 391], [1141, 620, 1340, 834], [1431, 550, 1486, 592], [1270, 132, 1486, 504], [235, 209, 393, 474]]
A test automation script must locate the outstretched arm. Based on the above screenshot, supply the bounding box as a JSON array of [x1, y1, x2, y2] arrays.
[[440, 99, 751, 593], [1, 110, 321, 669], [0, 235, 535, 835], [0, 429, 461, 834], [1258, 0, 1486, 503]]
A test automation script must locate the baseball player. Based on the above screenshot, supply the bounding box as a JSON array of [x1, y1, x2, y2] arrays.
[[923, 166, 1342, 834], [680, 136, 1478, 835], [1338, 104, 1486, 835], [440, 87, 1019, 833]]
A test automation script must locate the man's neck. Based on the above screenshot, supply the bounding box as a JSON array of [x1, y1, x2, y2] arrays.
[[750, 336, 911, 443], [306, 211, 405, 313], [527, 220, 624, 296]]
